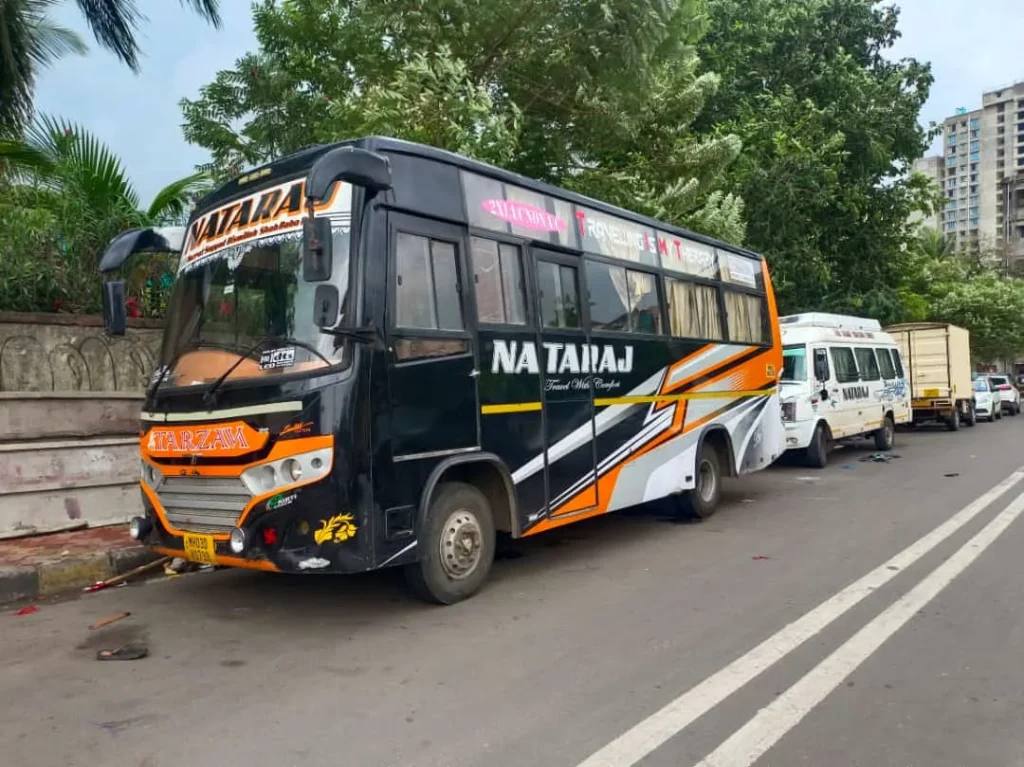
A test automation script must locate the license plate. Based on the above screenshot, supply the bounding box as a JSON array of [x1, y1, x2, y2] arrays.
[[183, 533, 216, 565], [923, 388, 940, 398]]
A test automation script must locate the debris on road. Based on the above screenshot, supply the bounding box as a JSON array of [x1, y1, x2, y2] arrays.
[[944, 473, 960, 478], [13, 605, 39, 616], [96, 645, 148, 662], [84, 556, 172, 593], [752, 555, 771, 560], [859, 453, 901, 463], [840, 463, 856, 470], [89, 612, 131, 630]]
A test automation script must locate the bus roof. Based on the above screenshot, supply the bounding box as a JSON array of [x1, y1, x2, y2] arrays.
[[195, 136, 764, 262]]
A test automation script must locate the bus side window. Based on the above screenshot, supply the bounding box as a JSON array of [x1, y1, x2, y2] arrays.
[[585, 259, 664, 335], [470, 237, 527, 326], [854, 347, 881, 381], [723, 289, 769, 344], [393, 231, 468, 361], [890, 348, 905, 378], [537, 261, 581, 329], [813, 348, 830, 382], [830, 347, 859, 383], [664, 277, 723, 340], [876, 348, 897, 379]]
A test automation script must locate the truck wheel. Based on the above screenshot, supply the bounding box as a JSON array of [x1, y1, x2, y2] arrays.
[[805, 422, 830, 468], [965, 403, 977, 427], [946, 407, 961, 431], [404, 482, 496, 605], [873, 415, 895, 450], [681, 442, 723, 519]]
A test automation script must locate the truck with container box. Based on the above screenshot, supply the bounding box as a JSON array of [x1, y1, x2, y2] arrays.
[[884, 322, 975, 430]]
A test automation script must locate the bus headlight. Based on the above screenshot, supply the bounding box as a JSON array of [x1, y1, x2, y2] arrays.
[[240, 447, 332, 496]]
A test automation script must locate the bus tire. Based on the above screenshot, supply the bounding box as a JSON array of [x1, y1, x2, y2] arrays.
[[805, 422, 830, 468], [873, 415, 895, 451], [404, 482, 496, 605], [681, 443, 723, 519]]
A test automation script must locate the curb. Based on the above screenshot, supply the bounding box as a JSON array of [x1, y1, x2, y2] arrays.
[[0, 546, 160, 605]]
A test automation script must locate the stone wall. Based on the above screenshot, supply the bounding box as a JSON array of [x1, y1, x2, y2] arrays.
[[0, 312, 163, 393]]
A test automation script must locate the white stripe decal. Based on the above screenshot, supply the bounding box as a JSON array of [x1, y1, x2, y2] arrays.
[[140, 401, 304, 422]]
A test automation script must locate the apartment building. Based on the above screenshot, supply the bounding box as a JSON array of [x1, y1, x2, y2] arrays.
[[909, 155, 943, 231], [937, 81, 1024, 263]]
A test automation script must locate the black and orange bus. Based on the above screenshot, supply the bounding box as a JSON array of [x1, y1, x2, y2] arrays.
[[98, 137, 785, 604]]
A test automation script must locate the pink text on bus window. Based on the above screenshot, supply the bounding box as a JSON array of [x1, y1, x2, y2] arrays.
[[481, 199, 567, 233]]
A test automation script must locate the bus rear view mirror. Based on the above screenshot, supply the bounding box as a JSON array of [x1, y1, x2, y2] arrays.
[[305, 146, 391, 202], [302, 217, 333, 282], [101, 280, 127, 336], [313, 284, 339, 328]]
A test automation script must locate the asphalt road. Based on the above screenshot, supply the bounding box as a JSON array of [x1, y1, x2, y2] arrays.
[[4, 417, 1024, 767]]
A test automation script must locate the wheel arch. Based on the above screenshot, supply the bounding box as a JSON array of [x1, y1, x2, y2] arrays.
[[418, 453, 521, 538], [696, 425, 736, 477]]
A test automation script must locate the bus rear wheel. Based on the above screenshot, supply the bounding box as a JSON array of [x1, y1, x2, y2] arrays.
[[681, 443, 723, 519], [405, 482, 496, 605]]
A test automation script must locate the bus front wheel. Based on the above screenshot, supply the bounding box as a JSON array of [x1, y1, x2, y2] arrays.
[[681, 443, 723, 519], [405, 481, 496, 605]]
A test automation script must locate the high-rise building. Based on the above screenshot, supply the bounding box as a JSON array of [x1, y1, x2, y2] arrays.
[[937, 82, 1024, 265], [909, 155, 943, 231]]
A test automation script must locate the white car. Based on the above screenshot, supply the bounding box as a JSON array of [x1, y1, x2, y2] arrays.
[[972, 377, 1003, 422], [987, 374, 1020, 416]]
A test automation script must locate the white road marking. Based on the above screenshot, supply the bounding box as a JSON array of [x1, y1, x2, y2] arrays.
[[573, 468, 1024, 767], [697, 485, 1024, 767]]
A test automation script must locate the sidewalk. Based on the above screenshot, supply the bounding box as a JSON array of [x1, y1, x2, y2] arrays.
[[0, 525, 158, 604]]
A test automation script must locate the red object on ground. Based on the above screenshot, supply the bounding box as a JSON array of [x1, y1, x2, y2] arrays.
[[0, 525, 136, 571], [751, 555, 771, 560], [14, 605, 39, 616]]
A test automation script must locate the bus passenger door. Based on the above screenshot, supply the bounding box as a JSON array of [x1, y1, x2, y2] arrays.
[[532, 249, 598, 517], [385, 214, 480, 459]]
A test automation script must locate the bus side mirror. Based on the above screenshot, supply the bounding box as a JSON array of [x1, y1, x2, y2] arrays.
[[302, 217, 333, 282], [313, 284, 339, 328], [101, 280, 127, 336]]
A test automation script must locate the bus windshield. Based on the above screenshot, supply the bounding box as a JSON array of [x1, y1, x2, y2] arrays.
[[155, 225, 352, 390], [782, 344, 807, 382]]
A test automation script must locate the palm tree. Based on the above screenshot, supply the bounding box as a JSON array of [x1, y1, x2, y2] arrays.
[[0, 0, 221, 136], [69, 0, 221, 72], [0, 114, 209, 314], [0, 0, 87, 136]]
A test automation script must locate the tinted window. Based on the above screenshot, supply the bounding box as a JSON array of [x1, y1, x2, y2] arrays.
[[990, 375, 1010, 387], [782, 345, 807, 381], [876, 348, 897, 378], [831, 347, 859, 383], [394, 232, 464, 331], [585, 260, 663, 334], [854, 347, 881, 381], [724, 290, 768, 344], [665, 278, 723, 340], [537, 261, 581, 329], [891, 349, 905, 377], [471, 237, 527, 325]]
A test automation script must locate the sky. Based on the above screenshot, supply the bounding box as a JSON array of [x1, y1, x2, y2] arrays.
[[33, 0, 1024, 208]]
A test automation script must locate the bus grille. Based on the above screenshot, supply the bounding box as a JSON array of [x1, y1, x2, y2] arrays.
[[156, 476, 252, 534]]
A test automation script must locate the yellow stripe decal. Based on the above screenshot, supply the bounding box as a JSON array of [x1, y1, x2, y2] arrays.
[[480, 389, 775, 415], [594, 388, 775, 407], [480, 402, 544, 415]]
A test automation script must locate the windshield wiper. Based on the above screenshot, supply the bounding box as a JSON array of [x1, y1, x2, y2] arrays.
[[145, 339, 236, 410], [318, 323, 377, 344], [202, 335, 335, 410]]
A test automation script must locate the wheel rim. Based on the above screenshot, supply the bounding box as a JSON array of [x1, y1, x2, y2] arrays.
[[885, 421, 894, 444], [697, 459, 717, 503], [439, 509, 483, 580]]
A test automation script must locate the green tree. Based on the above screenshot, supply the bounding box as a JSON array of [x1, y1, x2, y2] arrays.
[[0, 0, 86, 136], [0, 0, 221, 135], [695, 0, 934, 321], [0, 115, 207, 314], [181, 0, 745, 242], [932, 274, 1024, 365]]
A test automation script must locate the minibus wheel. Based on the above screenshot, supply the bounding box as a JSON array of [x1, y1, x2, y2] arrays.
[[873, 415, 895, 450], [805, 422, 830, 468], [405, 482, 496, 605]]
